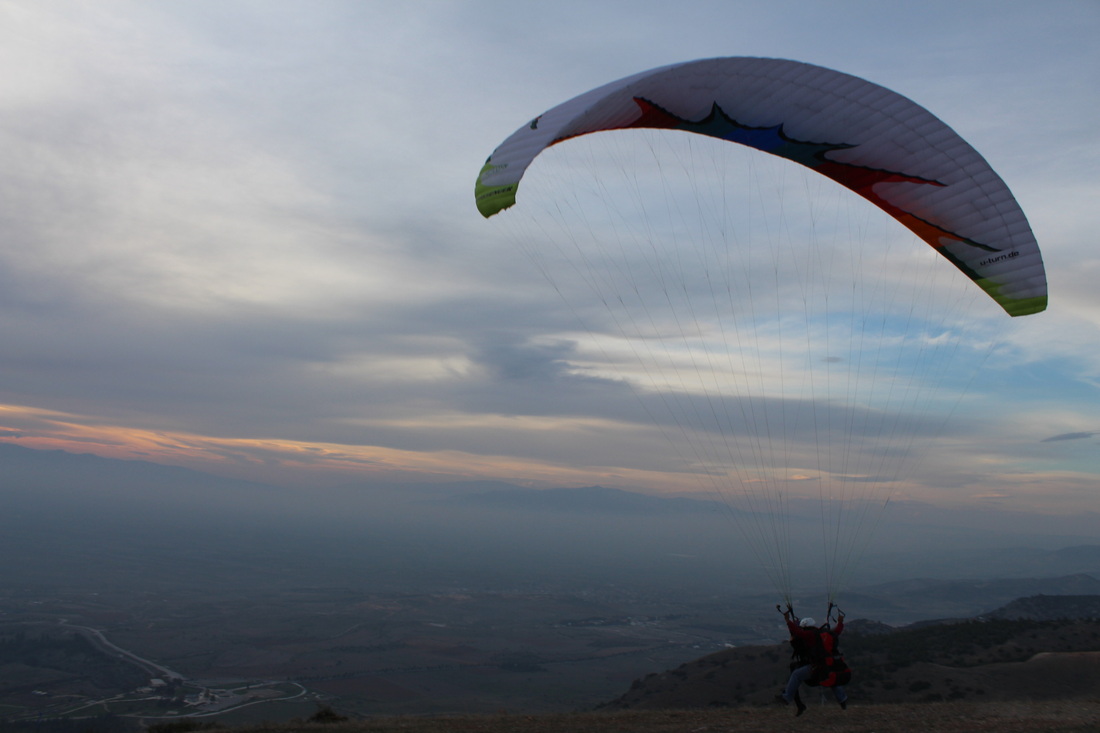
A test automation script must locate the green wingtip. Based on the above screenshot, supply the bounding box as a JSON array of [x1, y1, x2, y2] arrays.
[[1004, 294, 1048, 317], [973, 275, 1047, 317], [475, 159, 518, 218]]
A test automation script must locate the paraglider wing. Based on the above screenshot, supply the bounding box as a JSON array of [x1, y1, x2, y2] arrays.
[[475, 57, 1046, 317]]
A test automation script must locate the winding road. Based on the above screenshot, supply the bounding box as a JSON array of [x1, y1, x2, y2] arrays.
[[60, 621, 187, 681]]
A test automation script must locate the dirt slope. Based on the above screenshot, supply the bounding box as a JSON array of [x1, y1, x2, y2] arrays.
[[172, 698, 1100, 733]]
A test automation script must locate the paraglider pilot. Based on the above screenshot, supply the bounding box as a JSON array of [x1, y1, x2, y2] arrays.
[[777, 604, 849, 716]]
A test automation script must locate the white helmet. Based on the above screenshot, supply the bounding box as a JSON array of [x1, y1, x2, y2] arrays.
[[799, 617, 816, 628]]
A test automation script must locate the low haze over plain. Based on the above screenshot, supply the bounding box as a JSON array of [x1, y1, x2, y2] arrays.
[[1, 0, 1097, 528]]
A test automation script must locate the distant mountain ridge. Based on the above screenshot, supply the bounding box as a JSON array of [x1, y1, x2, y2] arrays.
[[850, 573, 1100, 621], [0, 441, 278, 496], [987, 593, 1100, 620], [452, 484, 726, 515]]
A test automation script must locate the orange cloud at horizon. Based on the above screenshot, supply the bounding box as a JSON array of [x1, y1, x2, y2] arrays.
[[0, 402, 697, 493], [2, 402, 1096, 520]]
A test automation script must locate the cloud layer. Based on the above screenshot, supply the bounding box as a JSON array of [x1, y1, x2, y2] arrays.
[[0, 1, 1097, 520]]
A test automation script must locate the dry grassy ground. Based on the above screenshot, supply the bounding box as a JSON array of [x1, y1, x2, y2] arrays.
[[196, 698, 1100, 733]]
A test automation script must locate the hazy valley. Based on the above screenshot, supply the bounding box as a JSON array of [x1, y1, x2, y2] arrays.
[[2, 444, 1099, 728]]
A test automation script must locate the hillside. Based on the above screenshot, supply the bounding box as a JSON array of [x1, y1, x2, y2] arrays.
[[52, 699, 1100, 732], [602, 601, 1100, 711]]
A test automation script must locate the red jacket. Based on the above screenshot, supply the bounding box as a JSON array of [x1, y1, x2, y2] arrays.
[[786, 617, 846, 686]]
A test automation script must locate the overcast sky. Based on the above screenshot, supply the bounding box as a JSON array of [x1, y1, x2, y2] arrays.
[[1, 1, 1097, 524]]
